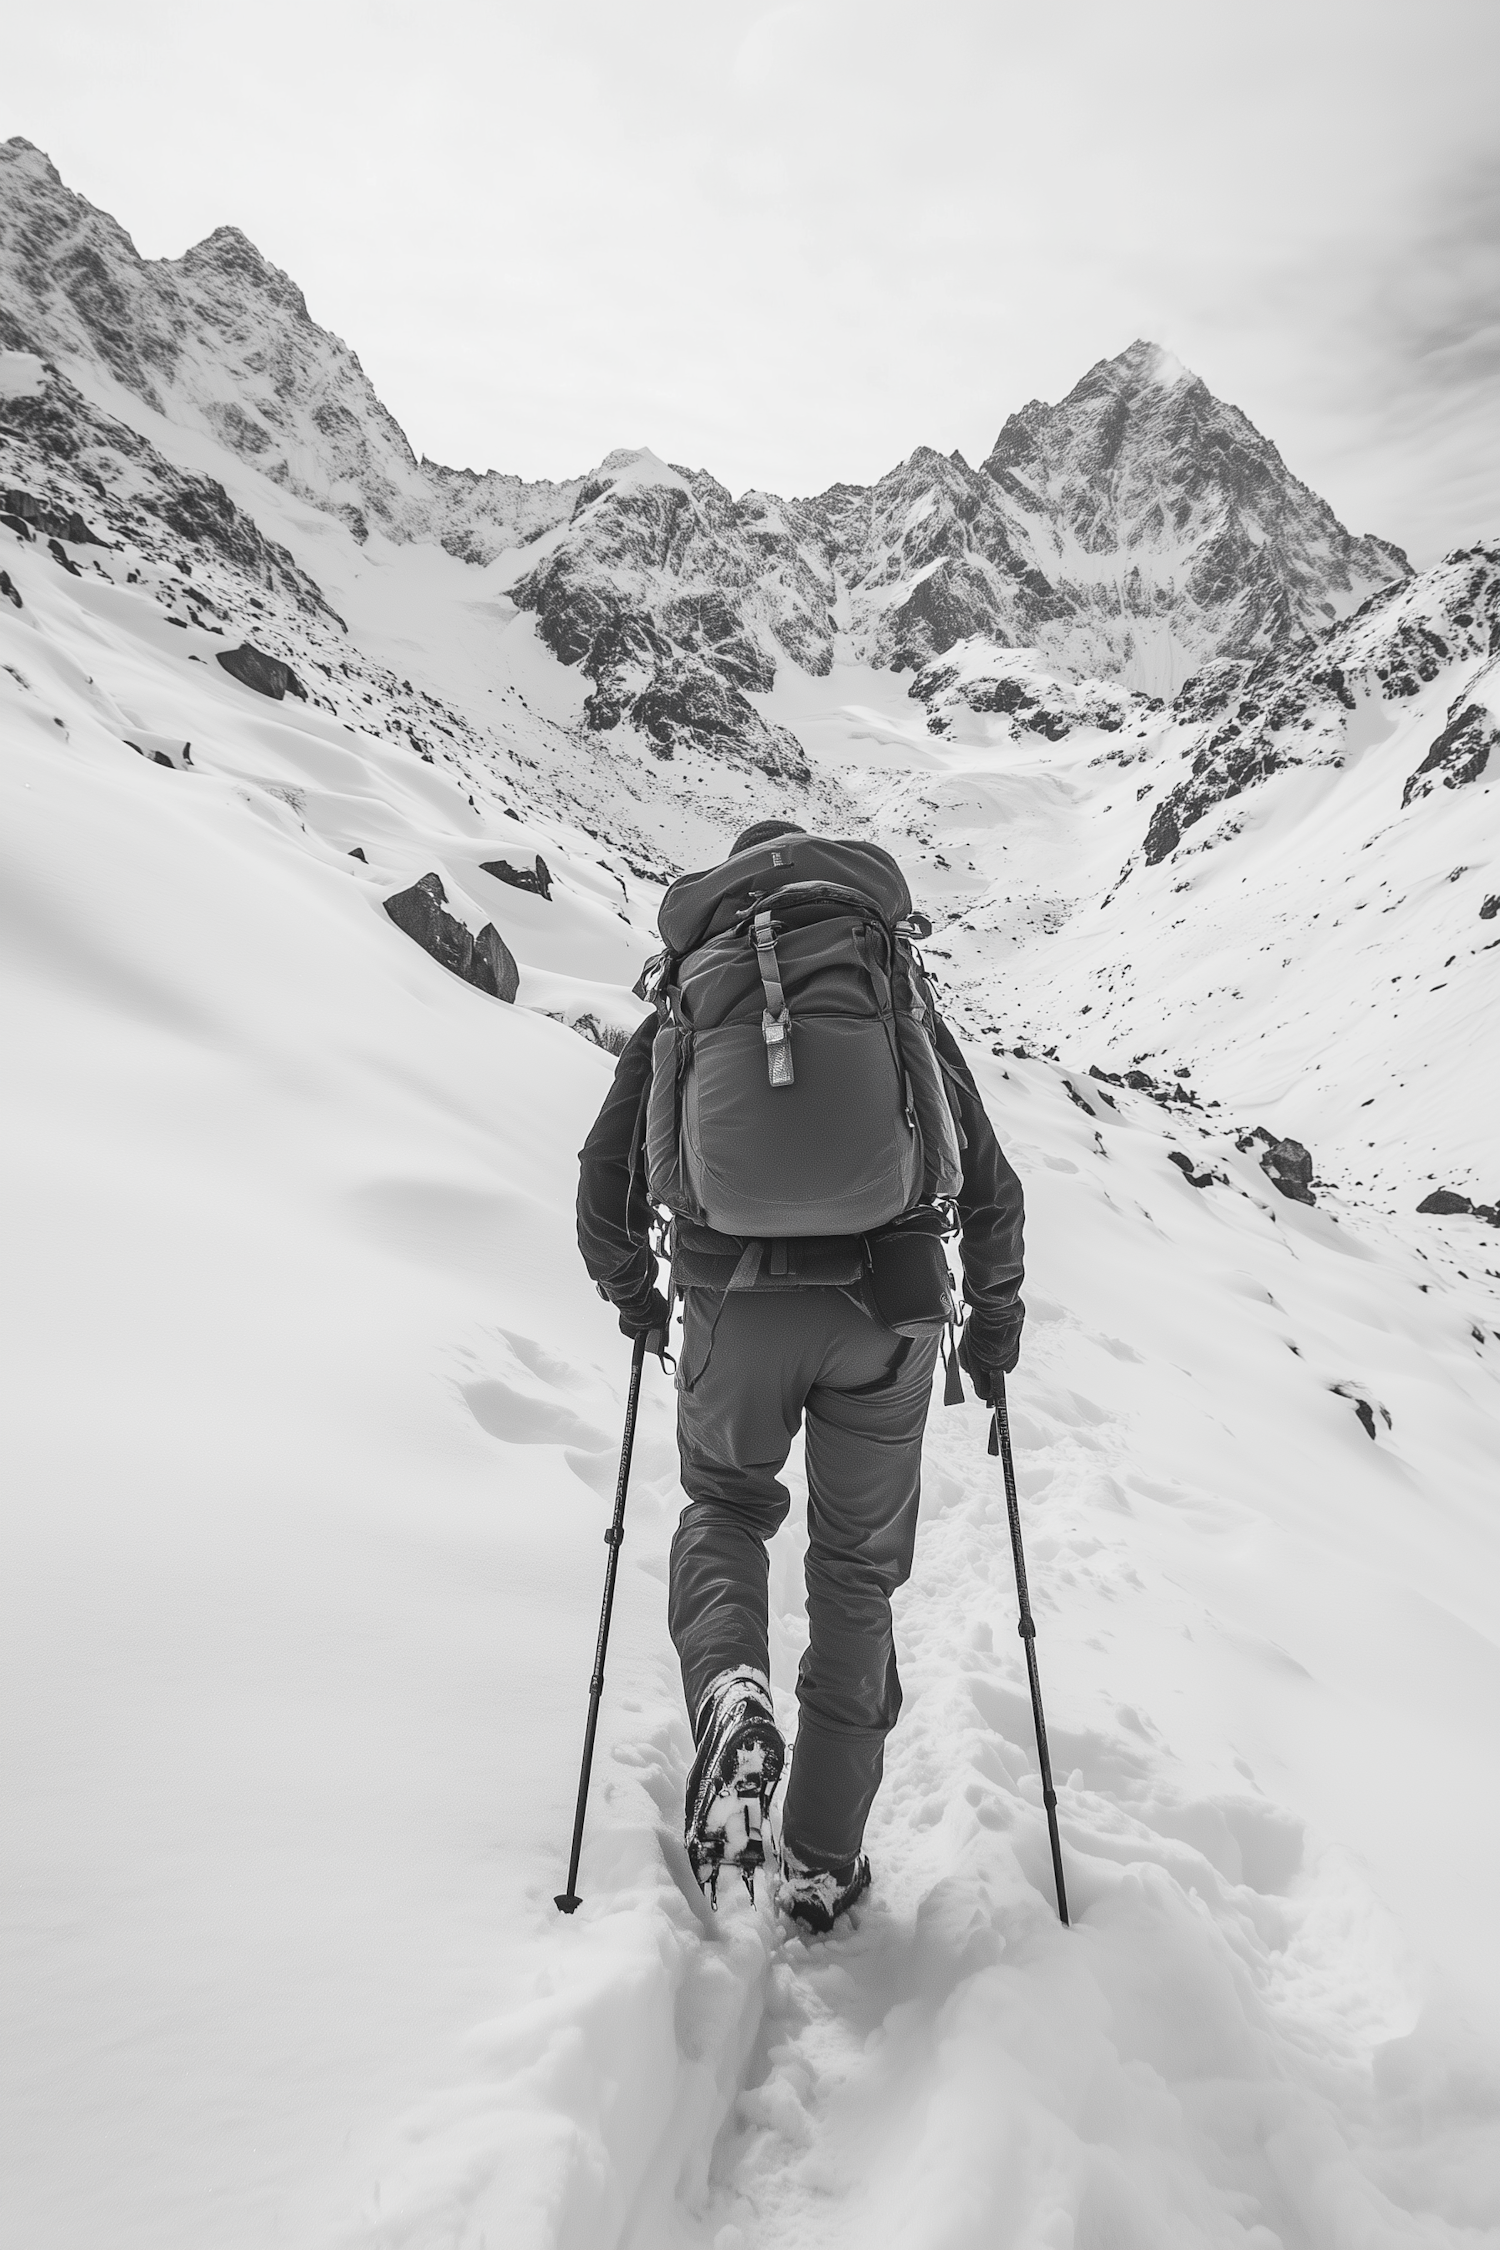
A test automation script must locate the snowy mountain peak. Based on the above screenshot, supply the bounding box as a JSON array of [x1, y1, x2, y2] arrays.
[[0, 139, 580, 560], [176, 224, 313, 323], [975, 340, 1407, 696]]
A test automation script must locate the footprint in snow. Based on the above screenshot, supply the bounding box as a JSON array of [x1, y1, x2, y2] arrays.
[[461, 1376, 611, 1453]]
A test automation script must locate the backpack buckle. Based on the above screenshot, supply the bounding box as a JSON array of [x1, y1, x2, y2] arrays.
[[762, 1009, 794, 1087]]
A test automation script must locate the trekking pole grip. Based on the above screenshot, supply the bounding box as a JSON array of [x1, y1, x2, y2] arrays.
[[555, 1332, 649, 1915], [995, 1376, 1070, 1927]]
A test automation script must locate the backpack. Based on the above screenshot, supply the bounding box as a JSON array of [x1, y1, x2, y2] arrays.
[[641, 834, 963, 1239]]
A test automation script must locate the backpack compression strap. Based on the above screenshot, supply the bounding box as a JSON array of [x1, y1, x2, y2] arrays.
[[752, 910, 794, 1088]]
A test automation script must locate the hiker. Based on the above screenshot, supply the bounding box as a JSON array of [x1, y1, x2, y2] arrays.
[[576, 822, 1024, 1931]]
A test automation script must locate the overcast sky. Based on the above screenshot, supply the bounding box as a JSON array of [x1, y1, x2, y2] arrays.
[[8, 0, 1498, 561]]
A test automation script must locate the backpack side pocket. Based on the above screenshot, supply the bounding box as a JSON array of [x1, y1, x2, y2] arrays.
[[645, 1023, 696, 1215]]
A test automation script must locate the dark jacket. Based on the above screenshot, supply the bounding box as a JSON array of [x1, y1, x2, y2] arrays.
[[576, 1012, 1024, 1332]]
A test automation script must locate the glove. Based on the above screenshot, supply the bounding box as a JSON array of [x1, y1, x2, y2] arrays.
[[617, 1285, 671, 1353], [957, 1302, 1024, 1402]]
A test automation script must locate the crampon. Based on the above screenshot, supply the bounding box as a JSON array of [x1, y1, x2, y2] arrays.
[[684, 1666, 785, 1906]]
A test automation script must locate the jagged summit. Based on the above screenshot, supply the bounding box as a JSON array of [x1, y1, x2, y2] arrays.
[[0, 138, 580, 556], [177, 225, 313, 322], [975, 339, 1407, 692]]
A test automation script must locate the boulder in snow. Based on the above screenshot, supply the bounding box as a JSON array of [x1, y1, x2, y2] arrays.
[[1330, 1381, 1391, 1441], [125, 733, 193, 770], [481, 853, 552, 901], [469, 922, 520, 1004], [1417, 1188, 1500, 1224], [1417, 1187, 1474, 1216], [216, 642, 308, 701], [383, 873, 516, 1003], [1236, 1129, 1316, 1203]]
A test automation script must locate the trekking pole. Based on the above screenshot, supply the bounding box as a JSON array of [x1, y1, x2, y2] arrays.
[[991, 1375, 1070, 1925], [555, 1331, 648, 1914]]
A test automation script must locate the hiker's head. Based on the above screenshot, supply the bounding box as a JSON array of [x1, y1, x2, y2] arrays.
[[728, 819, 804, 859]]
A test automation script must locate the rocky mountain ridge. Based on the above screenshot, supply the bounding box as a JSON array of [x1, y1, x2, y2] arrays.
[[1139, 541, 1500, 866], [2, 136, 1410, 781], [0, 138, 583, 558]]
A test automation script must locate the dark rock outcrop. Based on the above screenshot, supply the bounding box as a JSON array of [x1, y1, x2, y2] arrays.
[[383, 872, 517, 1002], [1417, 1188, 1474, 1215], [1402, 699, 1496, 806], [469, 921, 520, 1003], [1, 486, 108, 544], [482, 853, 552, 901], [1168, 1150, 1220, 1189], [1330, 1382, 1391, 1440], [216, 642, 307, 700], [1236, 1129, 1316, 1203], [1417, 1188, 1500, 1223], [0, 567, 20, 607], [1141, 543, 1500, 864], [1481, 894, 1499, 920]]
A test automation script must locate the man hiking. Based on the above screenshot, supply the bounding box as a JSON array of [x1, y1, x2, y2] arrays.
[[576, 822, 1024, 1932]]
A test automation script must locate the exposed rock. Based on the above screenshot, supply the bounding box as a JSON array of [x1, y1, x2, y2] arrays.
[[0, 567, 19, 607], [976, 341, 1405, 691], [1, 356, 338, 621], [1417, 1188, 1474, 1216], [545, 1009, 631, 1055], [348, 846, 367, 862], [1416, 1188, 1500, 1223], [482, 853, 552, 900], [1143, 543, 1500, 864], [384, 872, 473, 979], [1236, 1128, 1316, 1203], [1167, 1149, 1221, 1189], [468, 922, 519, 1004], [0, 139, 581, 556], [1089, 1063, 1199, 1108], [507, 451, 819, 774], [911, 643, 1153, 740], [1402, 698, 1496, 806], [1481, 895, 1499, 920], [216, 642, 307, 700], [1, 486, 107, 543], [383, 873, 516, 1003], [124, 733, 192, 770], [1330, 1382, 1391, 1440]]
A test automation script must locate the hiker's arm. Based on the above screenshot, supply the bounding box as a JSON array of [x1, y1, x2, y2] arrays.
[[576, 1015, 658, 1321], [933, 1017, 1025, 1319]]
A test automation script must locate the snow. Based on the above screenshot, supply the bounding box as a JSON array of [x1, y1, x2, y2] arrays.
[[5, 496, 1500, 2250], [0, 347, 46, 399]]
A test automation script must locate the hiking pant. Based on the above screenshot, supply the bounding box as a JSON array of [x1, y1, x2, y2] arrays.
[[670, 1287, 940, 1870]]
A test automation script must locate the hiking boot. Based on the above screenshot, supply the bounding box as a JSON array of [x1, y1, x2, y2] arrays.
[[777, 1841, 871, 1935], [685, 1666, 784, 1905]]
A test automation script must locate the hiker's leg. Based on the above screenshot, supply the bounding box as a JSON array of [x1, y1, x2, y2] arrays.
[[670, 1289, 825, 1728], [781, 1309, 940, 1868]]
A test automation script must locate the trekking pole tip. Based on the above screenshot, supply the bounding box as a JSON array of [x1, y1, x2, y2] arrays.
[[554, 1891, 582, 1915]]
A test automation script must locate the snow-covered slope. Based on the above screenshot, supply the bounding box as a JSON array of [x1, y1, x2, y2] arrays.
[[5, 485, 1500, 2250], [862, 540, 1499, 1212]]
